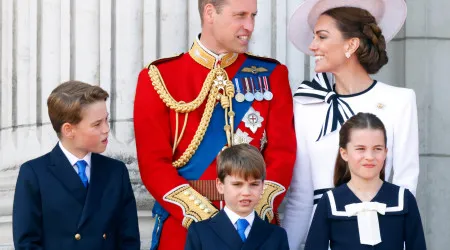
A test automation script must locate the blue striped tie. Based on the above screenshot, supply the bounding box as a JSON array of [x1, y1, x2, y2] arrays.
[[236, 218, 249, 242], [75, 160, 89, 188]]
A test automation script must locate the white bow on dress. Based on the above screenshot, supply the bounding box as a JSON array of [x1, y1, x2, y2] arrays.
[[345, 201, 387, 246]]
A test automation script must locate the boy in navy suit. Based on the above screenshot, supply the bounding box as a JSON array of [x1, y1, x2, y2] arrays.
[[13, 81, 140, 250], [185, 144, 289, 250]]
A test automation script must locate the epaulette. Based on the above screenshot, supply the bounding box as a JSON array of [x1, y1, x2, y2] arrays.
[[245, 52, 281, 65], [146, 53, 184, 69]]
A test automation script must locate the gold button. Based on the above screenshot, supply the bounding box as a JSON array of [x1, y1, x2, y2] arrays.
[[103, 233, 107, 239], [75, 233, 81, 240]]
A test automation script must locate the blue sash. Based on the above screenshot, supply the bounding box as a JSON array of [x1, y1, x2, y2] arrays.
[[150, 56, 277, 250], [178, 56, 277, 180]]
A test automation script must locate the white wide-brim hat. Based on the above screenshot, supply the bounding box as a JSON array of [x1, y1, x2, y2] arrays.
[[287, 0, 407, 55]]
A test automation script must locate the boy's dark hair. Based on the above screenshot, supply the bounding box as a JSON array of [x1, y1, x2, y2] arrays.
[[334, 112, 387, 187], [217, 144, 266, 182], [47, 80, 109, 138]]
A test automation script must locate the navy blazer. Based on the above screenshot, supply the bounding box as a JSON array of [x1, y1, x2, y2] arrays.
[[13, 144, 140, 250], [185, 209, 289, 250]]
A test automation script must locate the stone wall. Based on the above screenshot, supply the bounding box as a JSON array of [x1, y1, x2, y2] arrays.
[[1, 0, 449, 249]]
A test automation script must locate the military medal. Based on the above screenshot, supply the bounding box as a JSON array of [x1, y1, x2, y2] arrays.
[[244, 78, 254, 102], [234, 128, 253, 145], [254, 77, 264, 101], [251, 77, 264, 101], [262, 76, 273, 101], [244, 107, 264, 133], [250, 78, 262, 101], [234, 78, 245, 102], [260, 130, 267, 151], [255, 91, 264, 101]]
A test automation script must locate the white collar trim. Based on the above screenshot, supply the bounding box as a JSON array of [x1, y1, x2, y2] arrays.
[[327, 187, 405, 217]]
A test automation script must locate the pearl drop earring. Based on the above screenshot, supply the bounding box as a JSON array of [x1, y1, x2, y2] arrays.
[[345, 52, 351, 59]]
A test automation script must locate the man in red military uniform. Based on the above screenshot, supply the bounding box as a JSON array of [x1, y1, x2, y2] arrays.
[[134, 0, 296, 249]]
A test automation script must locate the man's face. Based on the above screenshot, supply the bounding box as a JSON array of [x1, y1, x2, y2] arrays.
[[209, 0, 257, 54]]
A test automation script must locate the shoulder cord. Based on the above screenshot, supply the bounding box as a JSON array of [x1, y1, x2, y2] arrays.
[[148, 65, 235, 168]]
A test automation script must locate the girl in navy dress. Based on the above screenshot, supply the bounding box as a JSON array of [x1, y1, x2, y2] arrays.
[[305, 113, 426, 250]]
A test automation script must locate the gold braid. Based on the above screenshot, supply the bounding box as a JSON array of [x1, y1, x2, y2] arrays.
[[149, 65, 214, 113], [148, 65, 235, 168]]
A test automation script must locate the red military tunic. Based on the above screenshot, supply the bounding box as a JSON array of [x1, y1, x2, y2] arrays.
[[134, 39, 296, 250]]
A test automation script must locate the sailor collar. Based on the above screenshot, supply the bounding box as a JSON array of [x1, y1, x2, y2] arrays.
[[326, 182, 408, 246], [326, 182, 407, 219], [189, 37, 238, 69]]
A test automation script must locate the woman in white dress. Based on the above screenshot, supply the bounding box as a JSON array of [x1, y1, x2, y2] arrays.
[[282, 1, 419, 249]]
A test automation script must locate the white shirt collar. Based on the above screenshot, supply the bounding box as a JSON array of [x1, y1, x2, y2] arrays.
[[58, 141, 92, 167], [196, 36, 227, 60], [224, 206, 255, 227]]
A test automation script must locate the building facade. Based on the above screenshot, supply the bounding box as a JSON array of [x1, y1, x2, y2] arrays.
[[1, 0, 449, 249]]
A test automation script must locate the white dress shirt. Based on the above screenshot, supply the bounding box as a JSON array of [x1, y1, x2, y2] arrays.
[[224, 206, 255, 238], [59, 141, 92, 181]]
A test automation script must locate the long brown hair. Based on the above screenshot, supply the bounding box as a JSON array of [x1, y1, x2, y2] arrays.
[[334, 112, 387, 187]]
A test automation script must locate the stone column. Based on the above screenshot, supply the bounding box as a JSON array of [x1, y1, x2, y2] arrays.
[[405, 0, 450, 248]]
